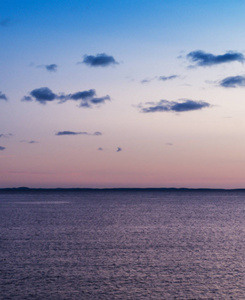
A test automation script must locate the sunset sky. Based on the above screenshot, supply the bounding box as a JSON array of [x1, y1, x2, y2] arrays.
[[1, 0, 245, 188]]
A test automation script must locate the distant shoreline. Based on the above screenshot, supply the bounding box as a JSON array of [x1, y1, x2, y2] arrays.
[[1, 187, 245, 192]]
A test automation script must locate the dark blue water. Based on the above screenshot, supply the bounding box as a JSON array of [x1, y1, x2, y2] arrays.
[[1, 190, 245, 299]]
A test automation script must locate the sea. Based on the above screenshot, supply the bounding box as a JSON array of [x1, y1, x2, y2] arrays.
[[1, 189, 245, 300]]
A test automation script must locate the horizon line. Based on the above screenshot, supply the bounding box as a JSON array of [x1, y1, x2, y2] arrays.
[[1, 187, 245, 192]]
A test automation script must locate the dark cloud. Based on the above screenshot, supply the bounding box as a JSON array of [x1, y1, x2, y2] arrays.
[[0, 92, 7, 101], [219, 75, 245, 88], [187, 50, 245, 67], [75, 93, 110, 108], [56, 131, 88, 136], [46, 64, 58, 72], [70, 89, 96, 100], [139, 99, 210, 113], [171, 100, 210, 112], [82, 53, 118, 67], [56, 131, 102, 136], [116, 147, 122, 152], [0, 146, 5, 151], [90, 96, 110, 104], [0, 18, 11, 27], [30, 87, 57, 104], [22, 87, 110, 108], [159, 75, 178, 81]]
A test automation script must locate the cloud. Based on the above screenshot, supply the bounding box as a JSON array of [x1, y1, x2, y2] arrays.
[[29, 140, 38, 144], [116, 147, 122, 152], [30, 87, 57, 103], [20, 140, 38, 144], [139, 99, 210, 113], [90, 96, 110, 104], [56, 131, 102, 136], [35, 64, 58, 72], [82, 53, 119, 67], [21, 96, 32, 102], [0, 146, 5, 151], [70, 89, 96, 100], [0, 18, 11, 27], [56, 131, 88, 136], [141, 78, 154, 84], [69, 89, 109, 107], [45, 64, 58, 72], [22, 87, 110, 107], [219, 75, 245, 88], [159, 75, 179, 81], [141, 75, 179, 84], [0, 92, 7, 101], [0, 133, 12, 138], [93, 132, 102, 136], [187, 50, 245, 67]]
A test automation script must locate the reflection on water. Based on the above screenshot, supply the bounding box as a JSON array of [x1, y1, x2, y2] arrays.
[[1, 190, 245, 299], [17, 201, 70, 205]]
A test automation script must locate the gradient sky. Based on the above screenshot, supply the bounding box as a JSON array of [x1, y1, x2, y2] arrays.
[[1, 0, 245, 188]]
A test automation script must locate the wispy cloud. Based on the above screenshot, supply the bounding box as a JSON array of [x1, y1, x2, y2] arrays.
[[35, 63, 58, 72], [20, 140, 38, 144], [93, 132, 102, 136], [139, 99, 210, 113], [141, 78, 155, 84], [0, 133, 12, 138], [81, 53, 119, 67], [22, 87, 110, 107], [29, 140, 38, 144], [0, 146, 6, 151], [219, 75, 245, 88], [56, 131, 102, 136], [0, 92, 8, 101], [141, 75, 179, 84], [186, 50, 245, 67], [159, 75, 179, 81], [22, 96, 32, 102], [0, 18, 11, 27]]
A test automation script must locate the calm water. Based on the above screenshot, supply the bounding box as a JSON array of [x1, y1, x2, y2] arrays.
[[1, 190, 245, 299]]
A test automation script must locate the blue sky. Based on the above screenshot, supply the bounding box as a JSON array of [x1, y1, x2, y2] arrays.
[[1, 0, 245, 188]]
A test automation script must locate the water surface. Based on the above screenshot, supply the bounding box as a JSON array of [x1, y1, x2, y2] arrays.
[[1, 190, 245, 299]]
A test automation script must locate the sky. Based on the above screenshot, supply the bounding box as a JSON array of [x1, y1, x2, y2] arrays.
[[1, 0, 245, 188]]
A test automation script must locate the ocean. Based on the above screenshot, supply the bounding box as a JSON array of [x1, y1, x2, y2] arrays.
[[1, 189, 245, 299]]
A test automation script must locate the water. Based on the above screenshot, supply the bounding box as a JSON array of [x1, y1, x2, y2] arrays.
[[1, 190, 245, 299]]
